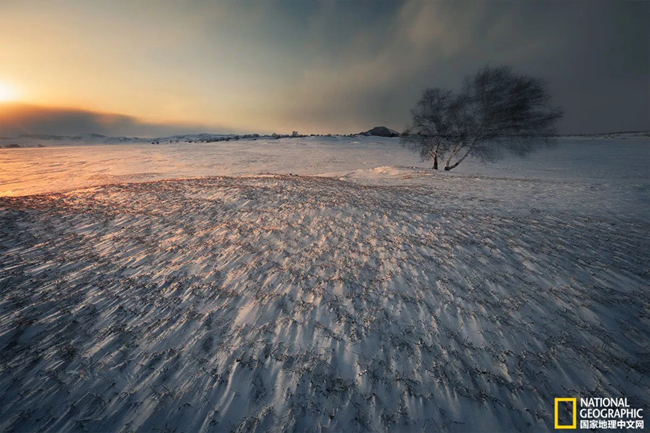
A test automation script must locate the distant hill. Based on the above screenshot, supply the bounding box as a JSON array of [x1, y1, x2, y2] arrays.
[[359, 126, 400, 137]]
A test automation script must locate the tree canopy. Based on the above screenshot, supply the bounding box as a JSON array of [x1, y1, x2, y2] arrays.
[[401, 65, 564, 171]]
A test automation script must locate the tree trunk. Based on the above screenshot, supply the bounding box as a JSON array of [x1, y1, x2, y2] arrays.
[[443, 142, 465, 170], [429, 150, 439, 170], [431, 140, 443, 170], [444, 151, 459, 170], [444, 147, 473, 171]]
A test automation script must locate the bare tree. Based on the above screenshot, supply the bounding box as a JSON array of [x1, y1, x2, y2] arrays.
[[400, 88, 456, 169], [403, 65, 564, 171]]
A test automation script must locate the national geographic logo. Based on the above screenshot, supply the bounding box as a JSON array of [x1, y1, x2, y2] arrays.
[[555, 398, 577, 429], [555, 397, 644, 430]]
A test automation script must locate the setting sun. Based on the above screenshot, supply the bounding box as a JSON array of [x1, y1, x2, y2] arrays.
[[0, 81, 18, 102]]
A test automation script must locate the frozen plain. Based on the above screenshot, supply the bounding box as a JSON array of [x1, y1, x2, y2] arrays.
[[0, 136, 648, 432]]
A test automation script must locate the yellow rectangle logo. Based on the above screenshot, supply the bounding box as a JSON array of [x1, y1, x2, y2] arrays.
[[555, 398, 577, 429]]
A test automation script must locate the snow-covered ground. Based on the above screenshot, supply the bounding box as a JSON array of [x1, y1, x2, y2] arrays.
[[0, 137, 648, 432]]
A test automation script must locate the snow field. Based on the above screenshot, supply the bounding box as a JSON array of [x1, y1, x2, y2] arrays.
[[0, 170, 648, 432]]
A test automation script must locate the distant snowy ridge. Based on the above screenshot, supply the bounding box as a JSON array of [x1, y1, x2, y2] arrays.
[[1, 130, 647, 148]]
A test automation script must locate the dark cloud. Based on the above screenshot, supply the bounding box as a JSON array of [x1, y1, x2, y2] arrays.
[[0, 103, 234, 138], [280, 1, 649, 134]]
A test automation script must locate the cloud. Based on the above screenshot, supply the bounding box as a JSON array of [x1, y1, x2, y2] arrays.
[[0, 1, 647, 135], [0, 103, 234, 138], [270, 0, 649, 134]]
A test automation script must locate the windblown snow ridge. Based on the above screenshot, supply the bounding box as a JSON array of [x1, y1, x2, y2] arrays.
[[0, 176, 648, 432]]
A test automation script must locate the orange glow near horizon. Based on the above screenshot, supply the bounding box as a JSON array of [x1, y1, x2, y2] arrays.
[[0, 82, 18, 102]]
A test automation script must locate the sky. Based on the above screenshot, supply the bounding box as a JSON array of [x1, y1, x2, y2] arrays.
[[0, 0, 648, 137]]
